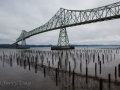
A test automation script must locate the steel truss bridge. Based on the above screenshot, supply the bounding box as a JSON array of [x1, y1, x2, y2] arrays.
[[16, 1, 120, 47]]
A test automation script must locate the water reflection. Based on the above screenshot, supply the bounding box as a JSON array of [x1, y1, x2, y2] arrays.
[[0, 47, 120, 90], [1, 57, 120, 90]]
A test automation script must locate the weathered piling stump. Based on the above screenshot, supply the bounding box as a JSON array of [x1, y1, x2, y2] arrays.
[[47, 58, 48, 63], [86, 67, 88, 84], [56, 68, 58, 86], [29, 62, 30, 71], [108, 74, 111, 89], [95, 63, 97, 77], [86, 60, 87, 68], [48, 61, 50, 71], [118, 64, 120, 77], [28, 57, 29, 63], [102, 54, 104, 64], [35, 64, 37, 73], [99, 78, 103, 90], [93, 54, 95, 62], [98, 54, 100, 62], [17, 58, 19, 65], [24, 60, 26, 69], [10, 58, 12, 67], [72, 69, 75, 90], [58, 62, 59, 75], [100, 61, 101, 74], [44, 66, 46, 77], [69, 62, 71, 76], [115, 66, 117, 81], [80, 62, 82, 72]]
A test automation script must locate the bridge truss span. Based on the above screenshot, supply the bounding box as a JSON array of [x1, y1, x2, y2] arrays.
[[17, 1, 120, 42]]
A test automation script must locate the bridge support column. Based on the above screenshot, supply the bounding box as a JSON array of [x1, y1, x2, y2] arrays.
[[16, 43, 18, 49], [21, 39, 26, 46], [20, 39, 29, 49], [51, 28, 74, 50], [57, 28, 70, 46]]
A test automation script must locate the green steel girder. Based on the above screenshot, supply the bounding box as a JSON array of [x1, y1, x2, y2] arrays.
[[16, 1, 120, 42], [57, 28, 69, 46]]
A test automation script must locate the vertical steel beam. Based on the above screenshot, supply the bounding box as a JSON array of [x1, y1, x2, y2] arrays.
[[57, 28, 70, 46]]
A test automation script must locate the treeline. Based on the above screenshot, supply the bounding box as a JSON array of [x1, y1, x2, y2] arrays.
[[0, 44, 120, 48], [27, 45, 53, 47], [0, 44, 53, 48], [0, 44, 10, 48]]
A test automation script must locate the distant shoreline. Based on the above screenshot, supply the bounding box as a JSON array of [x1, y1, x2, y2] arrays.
[[0, 44, 120, 48]]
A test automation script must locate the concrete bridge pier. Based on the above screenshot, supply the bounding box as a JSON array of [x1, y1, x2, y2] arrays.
[[16, 43, 18, 49]]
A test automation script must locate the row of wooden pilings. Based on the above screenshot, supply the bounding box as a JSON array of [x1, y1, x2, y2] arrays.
[[0, 57, 119, 90], [0, 49, 120, 90]]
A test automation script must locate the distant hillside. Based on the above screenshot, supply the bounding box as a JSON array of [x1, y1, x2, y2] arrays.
[[0, 44, 53, 48], [0, 44, 10, 48], [0, 44, 120, 48]]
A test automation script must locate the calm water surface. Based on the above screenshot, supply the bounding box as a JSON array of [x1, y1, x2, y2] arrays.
[[0, 49, 60, 90], [0, 46, 120, 90]]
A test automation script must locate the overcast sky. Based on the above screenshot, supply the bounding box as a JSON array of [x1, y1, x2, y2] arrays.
[[0, 0, 120, 45]]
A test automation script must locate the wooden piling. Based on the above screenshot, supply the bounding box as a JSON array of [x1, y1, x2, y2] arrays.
[[86, 67, 88, 84], [102, 54, 104, 64], [118, 64, 120, 77], [115, 67, 117, 81], [24, 60, 26, 69], [10, 58, 12, 67], [98, 54, 100, 62], [56, 68, 58, 86], [29, 62, 30, 71], [28, 57, 30, 63], [44, 67, 46, 77], [93, 54, 95, 62], [35, 64, 37, 73], [17, 58, 18, 65], [72, 69, 75, 90], [69, 62, 71, 76], [80, 62, 82, 72], [100, 61, 101, 74], [58, 62, 59, 75], [95, 63, 97, 77], [108, 74, 111, 89], [47, 58, 48, 63], [99, 78, 103, 90], [86, 60, 87, 68], [48, 61, 50, 71]]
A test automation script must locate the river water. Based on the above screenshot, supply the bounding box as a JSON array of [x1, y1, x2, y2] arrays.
[[0, 46, 120, 90]]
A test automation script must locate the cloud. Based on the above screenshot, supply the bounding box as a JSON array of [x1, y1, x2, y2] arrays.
[[0, 0, 120, 45]]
